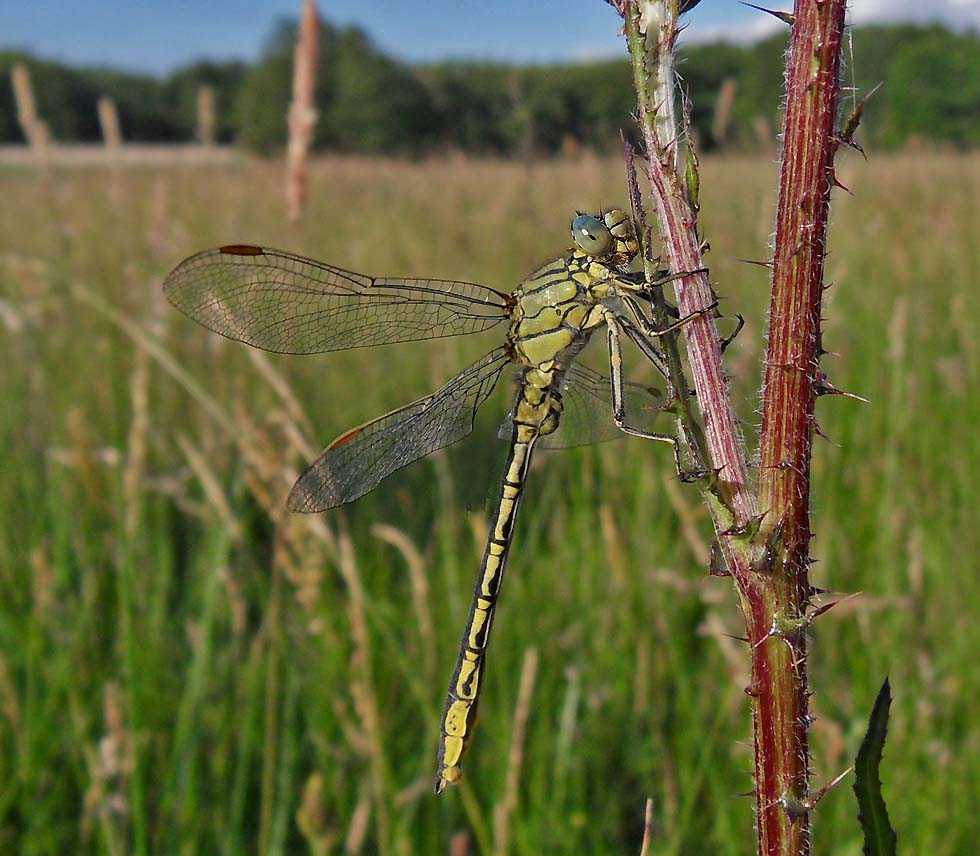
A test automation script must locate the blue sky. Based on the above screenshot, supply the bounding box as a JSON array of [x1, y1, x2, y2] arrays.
[[3, 0, 976, 75]]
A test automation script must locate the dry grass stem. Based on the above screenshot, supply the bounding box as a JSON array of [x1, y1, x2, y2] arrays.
[[246, 349, 315, 437], [661, 474, 710, 565], [712, 78, 737, 147], [258, 543, 286, 856], [296, 771, 337, 856], [0, 653, 22, 739], [344, 780, 373, 855], [337, 528, 391, 854], [450, 830, 472, 856], [123, 347, 150, 541], [599, 504, 629, 590], [176, 434, 241, 538], [371, 523, 437, 684], [81, 683, 133, 855], [554, 666, 581, 784], [493, 646, 539, 856], [638, 797, 654, 856]]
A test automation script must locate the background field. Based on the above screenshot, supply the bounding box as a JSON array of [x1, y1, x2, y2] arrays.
[[1, 151, 978, 855]]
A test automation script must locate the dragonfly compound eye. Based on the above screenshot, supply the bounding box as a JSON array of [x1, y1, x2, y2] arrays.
[[571, 214, 613, 257]]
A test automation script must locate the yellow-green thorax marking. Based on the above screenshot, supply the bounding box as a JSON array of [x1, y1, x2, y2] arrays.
[[434, 209, 641, 793]]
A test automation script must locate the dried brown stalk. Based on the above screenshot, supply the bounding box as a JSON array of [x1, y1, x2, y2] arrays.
[[286, 0, 320, 224], [98, 96, 123, 151], [196, 86, 216, 147], [11, 63, 52, 167]]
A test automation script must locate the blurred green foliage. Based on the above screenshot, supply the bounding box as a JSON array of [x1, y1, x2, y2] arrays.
[[1, 21, 978, 152], [3, 151, 979, 855]]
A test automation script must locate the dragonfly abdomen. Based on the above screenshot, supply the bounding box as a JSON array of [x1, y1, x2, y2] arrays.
[[434, 369, 561, 793]]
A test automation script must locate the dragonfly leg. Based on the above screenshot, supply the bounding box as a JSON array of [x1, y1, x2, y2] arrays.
[[605, 318, 688, 477], [607, 311, 671, 381], [608, 316, 715, 483], [617, 267, 707, 297], [719, 314, 745, 353], [623, 293, 719, 339]]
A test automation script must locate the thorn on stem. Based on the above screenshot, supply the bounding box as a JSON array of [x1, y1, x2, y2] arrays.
[[837, 81, 883, 159], [801, 767, 854, 812], [739, 2, 795, 27], [815, 373, 869, 402], [808, 591, 863, 621], [709, 539, 732, 576], [829, 166, 852, 195]]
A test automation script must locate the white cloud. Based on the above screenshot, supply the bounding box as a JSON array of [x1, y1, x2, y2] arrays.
[[851, 0, 980, 28], [680, 0, 980, 45], [684, 13, 784, 45], [574, 0, 978, 62]]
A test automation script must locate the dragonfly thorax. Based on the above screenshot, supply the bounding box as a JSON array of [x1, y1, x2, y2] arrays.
[[508, 258, 597, 369], [509, 209, 639, 372]]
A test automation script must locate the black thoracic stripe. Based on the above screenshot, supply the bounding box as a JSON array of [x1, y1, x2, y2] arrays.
[[521, 270, 575, 295], [605, 211, 629, 230]]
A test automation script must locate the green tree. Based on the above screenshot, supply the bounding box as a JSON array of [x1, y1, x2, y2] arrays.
[[324, 28, 438, 152], [880, 27, 980, 147], [678, 42, 749, 149], [0, 52, 102, 142], [420, 63, 523, 154], [3, 22, 978, 153], [81, 68, 175, 141], [236, 17, 437, 154], [234, 19, 301, 153]]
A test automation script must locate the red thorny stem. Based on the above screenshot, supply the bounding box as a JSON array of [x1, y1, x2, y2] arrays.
[[620, 1, 849, 853]]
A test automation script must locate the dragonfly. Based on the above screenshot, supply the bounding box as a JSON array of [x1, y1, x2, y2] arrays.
[[163, 208, 705, 793]]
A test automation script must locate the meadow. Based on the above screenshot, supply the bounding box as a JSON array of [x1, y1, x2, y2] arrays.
[[1, 151, 978, 854]]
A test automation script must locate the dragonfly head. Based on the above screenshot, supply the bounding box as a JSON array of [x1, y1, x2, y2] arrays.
[[570, 208, 639, 270]]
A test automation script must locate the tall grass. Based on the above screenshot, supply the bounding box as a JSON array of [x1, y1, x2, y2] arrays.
[[1, 152, 978, 854]]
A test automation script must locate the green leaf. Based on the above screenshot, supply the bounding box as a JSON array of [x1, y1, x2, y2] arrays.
[[853, 677, 898, 856]]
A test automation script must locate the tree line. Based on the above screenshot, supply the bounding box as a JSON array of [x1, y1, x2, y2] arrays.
[[2, 19, 978, 154]]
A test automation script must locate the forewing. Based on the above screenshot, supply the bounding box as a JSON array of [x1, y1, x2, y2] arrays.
[[289, 348, 509, 512], [497, 364, 668, 450], [163, 245, 508, 354]]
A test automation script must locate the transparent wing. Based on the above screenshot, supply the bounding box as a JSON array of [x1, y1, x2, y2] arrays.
[[498, 364, 668, 450], [289, 348, 509, 512], [163, 245, 509, 354]]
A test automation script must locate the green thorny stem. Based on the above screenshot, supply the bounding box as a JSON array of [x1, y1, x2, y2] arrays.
[[618, 1, 849, 854]]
